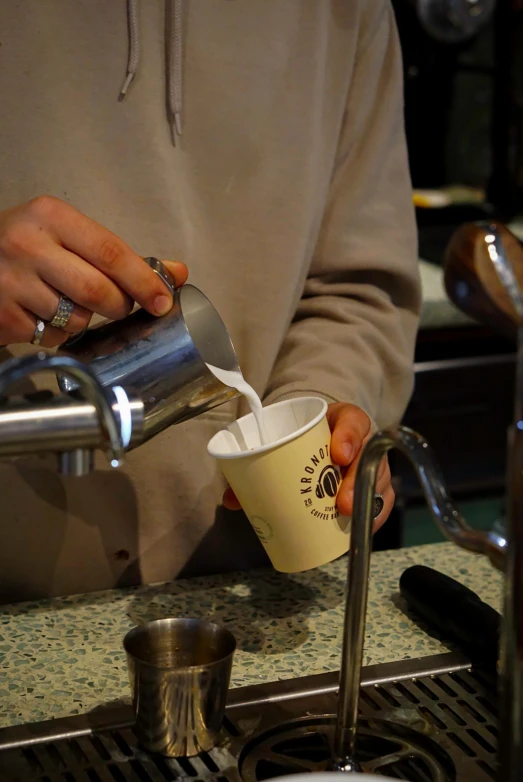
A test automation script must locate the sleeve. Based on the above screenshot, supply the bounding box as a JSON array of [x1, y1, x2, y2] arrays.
[[264, 1, 421, 429]]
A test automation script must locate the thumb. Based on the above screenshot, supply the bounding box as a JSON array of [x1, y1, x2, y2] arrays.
[[327, 403, 371, 467], [162, 260, 189, 288]]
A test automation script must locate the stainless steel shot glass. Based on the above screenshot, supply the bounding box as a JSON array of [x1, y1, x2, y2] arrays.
[[123, 617, 236, 757]]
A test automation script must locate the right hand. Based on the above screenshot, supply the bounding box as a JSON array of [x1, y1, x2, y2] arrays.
[[0, 196, 188, 347]]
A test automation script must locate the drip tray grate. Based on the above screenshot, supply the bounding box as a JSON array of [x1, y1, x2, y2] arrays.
[[0, 652, 498, 781]]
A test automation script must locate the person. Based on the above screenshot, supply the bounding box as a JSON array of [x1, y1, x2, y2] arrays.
[[0, 0, 420, 603]]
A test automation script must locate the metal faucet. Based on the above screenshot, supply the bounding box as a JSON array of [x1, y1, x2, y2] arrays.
[[332, 223, 522, 779]]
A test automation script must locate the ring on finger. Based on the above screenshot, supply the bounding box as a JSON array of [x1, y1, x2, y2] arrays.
[[373, 493, 384, 519], [30, 318, 47, 346], [50, 295, 75, 329]]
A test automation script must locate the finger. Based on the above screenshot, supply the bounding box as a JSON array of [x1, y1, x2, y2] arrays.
[[327, 403, 371, 466], [38, 198, 184, 315], [0, 302, 69, 348], [340, 453, 389, 497], [39, 322, 74, 348], [162, 260, 189, 287], [337, 457, 391, 517], [35, 243, 135, 321], [223, 486, 242, 511], [375, 460, 392, 494], [23, 309, 71, 348], [17, 277, 92, 334], [337, 479, 394, 525], [373, 485, 395, 533], [0, 303, 39, 345]]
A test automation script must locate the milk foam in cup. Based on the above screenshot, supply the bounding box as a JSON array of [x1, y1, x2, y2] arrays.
[[207, 395, 350, 572]]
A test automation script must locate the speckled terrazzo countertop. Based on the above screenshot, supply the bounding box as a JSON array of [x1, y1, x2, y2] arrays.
[[0, 542, 502, 730]]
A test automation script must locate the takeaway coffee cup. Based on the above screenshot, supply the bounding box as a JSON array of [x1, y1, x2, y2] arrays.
[[207, 396, 350, 572]]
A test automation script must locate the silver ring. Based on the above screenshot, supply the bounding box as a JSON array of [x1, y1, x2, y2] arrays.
[[30, 318, 46, 346], [50, 295, 74, 329], [143, 257, 176, 295], [373, 493, 384, 519]]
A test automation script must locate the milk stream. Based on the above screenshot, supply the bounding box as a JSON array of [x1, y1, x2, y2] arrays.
[[206, 365, 270, 446]]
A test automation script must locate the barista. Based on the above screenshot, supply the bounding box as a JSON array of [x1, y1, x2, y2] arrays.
[[0, 0, 420, 601]]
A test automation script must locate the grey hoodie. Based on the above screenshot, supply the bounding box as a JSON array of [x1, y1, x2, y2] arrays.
[[0, 0, 420, 602]]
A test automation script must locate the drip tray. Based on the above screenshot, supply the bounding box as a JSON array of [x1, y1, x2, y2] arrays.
[[0, 652, 498, 782]]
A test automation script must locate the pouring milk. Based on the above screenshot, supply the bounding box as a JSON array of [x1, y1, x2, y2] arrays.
[[205, 365, 270, 446]]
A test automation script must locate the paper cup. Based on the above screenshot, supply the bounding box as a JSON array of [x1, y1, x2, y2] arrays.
[[207, 396, 350, 572]]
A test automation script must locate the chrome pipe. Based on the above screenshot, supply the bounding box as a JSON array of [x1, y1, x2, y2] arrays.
[[0, 353, 127, 467], [0, 395, 143, 457]]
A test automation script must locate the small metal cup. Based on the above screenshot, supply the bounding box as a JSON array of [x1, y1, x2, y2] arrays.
[[123, 618, 236, 757]]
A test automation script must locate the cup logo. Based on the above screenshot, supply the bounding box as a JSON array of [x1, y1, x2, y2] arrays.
[[250, 515, 274, 543], [300, 443, 341, 521], [315, 465, 341, 499]]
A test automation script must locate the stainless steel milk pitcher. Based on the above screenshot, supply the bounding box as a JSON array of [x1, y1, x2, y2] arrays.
[[58, 260, 241, 444]]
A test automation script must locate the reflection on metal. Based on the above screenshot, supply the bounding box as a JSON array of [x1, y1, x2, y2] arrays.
[[0, 653, 498, 781], [481, 225, 523, 322], [416, 0, 496, 43]]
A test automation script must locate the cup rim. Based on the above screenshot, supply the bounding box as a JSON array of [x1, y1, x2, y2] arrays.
[[123, 617, 237, 671], [207, 395, 328, 461]]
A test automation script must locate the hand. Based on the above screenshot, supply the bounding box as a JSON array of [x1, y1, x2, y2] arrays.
[[0, 196, 188, 347], [223, 402, 394, 532], [326, 402, 394, 532]]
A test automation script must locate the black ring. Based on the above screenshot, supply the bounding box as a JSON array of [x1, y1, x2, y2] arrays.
[[373, 494, 384, 519]]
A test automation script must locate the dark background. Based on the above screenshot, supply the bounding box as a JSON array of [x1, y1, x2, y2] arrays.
[[374, 0, 523, 550]]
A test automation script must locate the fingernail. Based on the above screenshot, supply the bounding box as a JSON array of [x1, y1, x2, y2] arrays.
[[342, 443, 353, 462], [154, 294, 172, 316]]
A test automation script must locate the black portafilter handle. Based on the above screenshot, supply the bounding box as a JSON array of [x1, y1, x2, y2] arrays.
[[399, 565, 500, 666]]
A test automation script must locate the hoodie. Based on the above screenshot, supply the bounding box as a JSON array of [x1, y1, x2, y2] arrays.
[[0, 0, 420, 601]]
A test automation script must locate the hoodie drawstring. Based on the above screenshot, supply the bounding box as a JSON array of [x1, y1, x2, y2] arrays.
[[119, 0, 140, 101], [168, 0, 184, 143], [119, 0, 184, 146]]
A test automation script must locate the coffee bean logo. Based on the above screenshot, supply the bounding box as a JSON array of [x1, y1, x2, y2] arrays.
[[315, 465, 341, 499]]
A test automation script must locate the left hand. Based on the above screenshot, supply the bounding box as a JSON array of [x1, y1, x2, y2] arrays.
[[223, 402, 394, 531]]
